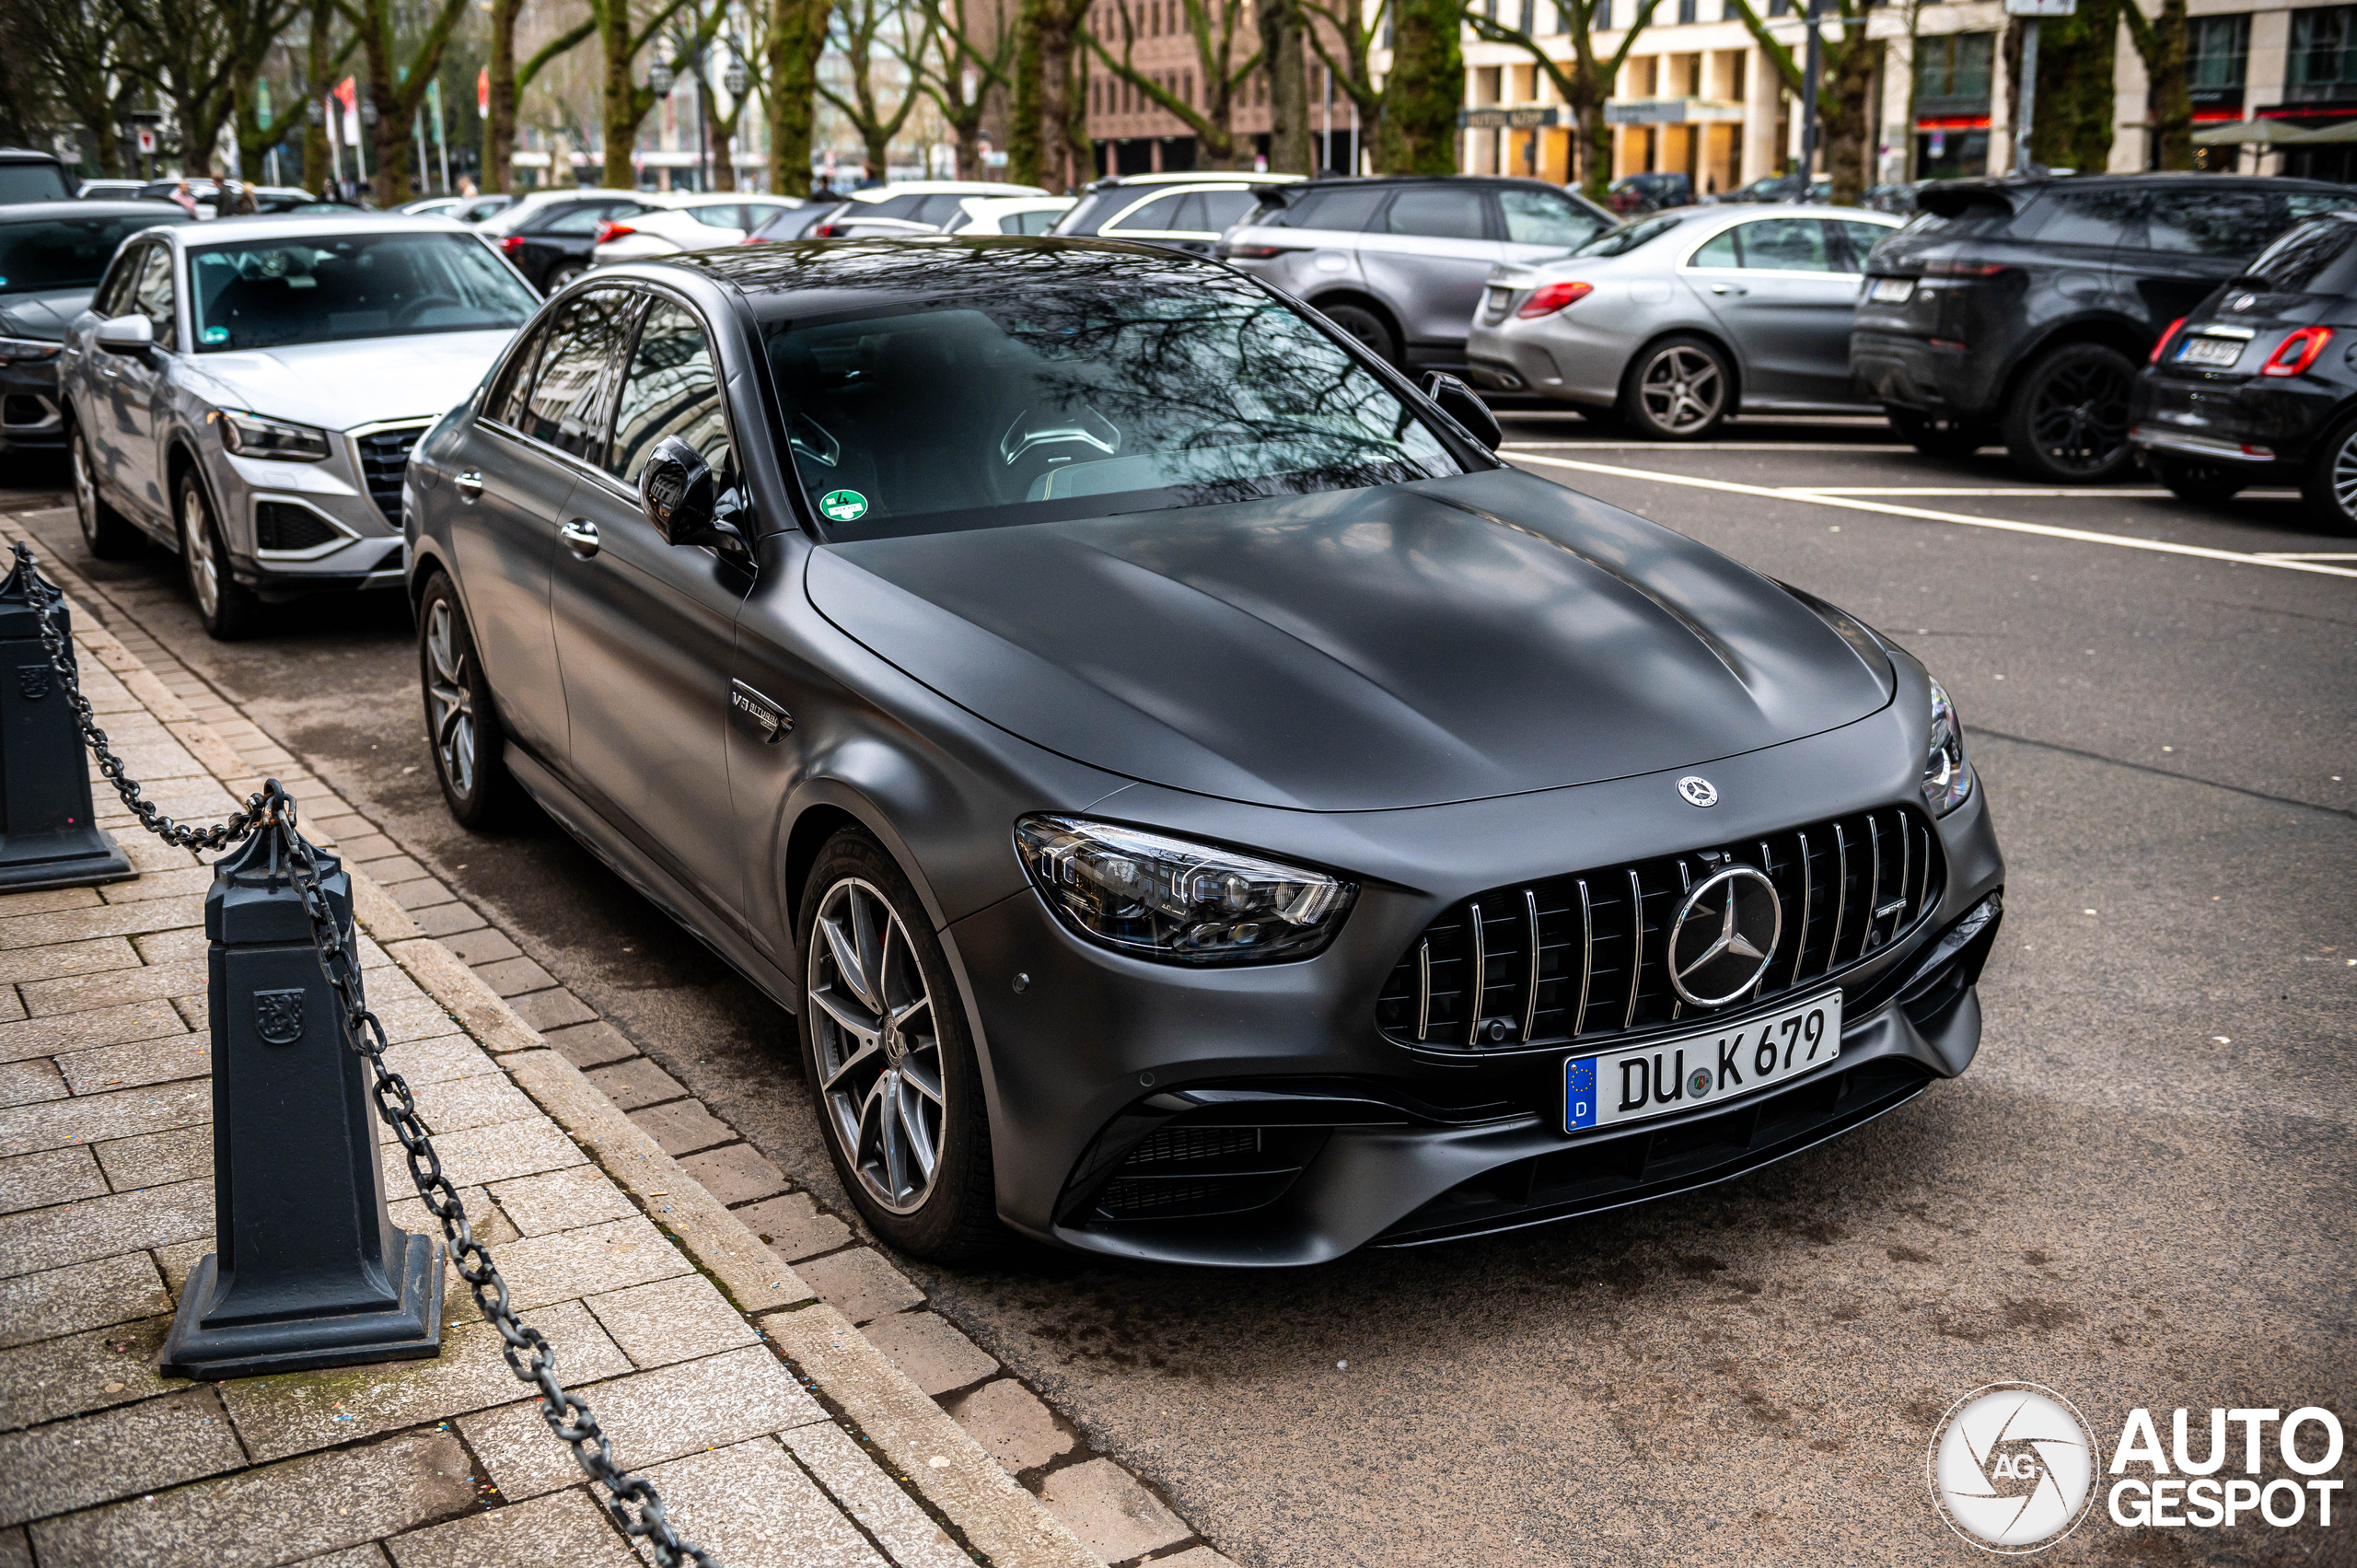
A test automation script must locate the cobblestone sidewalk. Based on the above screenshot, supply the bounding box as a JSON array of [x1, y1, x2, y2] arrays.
[[0, 561, 1118, 1566]]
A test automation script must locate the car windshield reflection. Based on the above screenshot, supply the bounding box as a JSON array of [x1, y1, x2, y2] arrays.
[[187, 231, 538, 352]]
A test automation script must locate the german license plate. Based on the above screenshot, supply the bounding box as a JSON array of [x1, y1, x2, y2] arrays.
[[1868, 276, 1914, 305], [1485, 285, 1514, 314], [2177, 335, 2242, 367], [1564, 993, 1841, 1133]]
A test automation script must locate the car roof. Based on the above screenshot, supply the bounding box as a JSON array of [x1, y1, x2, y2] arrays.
[[847, 180, 1047, 201], [656, 232, 1218, 296], [159, 214, 499, 245], [1086, 170, 1305, 188], [0, 148, 64, 163], [0, 199, 190, 221], [1919, 170, 2357, 215]]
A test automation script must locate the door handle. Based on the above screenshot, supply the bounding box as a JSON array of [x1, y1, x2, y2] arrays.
[[1709, 284, 1747, 296], [455, 470, 483, 503], [560, 518, 600, 558]]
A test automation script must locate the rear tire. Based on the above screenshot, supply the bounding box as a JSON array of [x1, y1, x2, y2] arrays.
[[1887, 407, 1993, 460], [1316, 301, 1399, 367], [178, 469, 261, 640], [2145, 451, 2248, 505], [71, 423, 141, 560], [1620, 333, 1732, 440], [417, 572, 523, 828], [2002, 343, 2137, 482], [797, 829, 998, 1261], [2299, 410, 2357, 537]]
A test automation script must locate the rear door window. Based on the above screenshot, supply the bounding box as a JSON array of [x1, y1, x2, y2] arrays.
[[488, 319, 550, 427], [524, 288, 638, 461], [1282, 186, 1387, 232], [856, 192, 925, 220], [1499, 188, 1608, 247], [1196, 188, 1258, 232], [2016, 186, 2147, 247], [1732, 218, 1839, 272], [1384, 186, 1489, 239], [2143, 188, 2281, 259], [1104, 191, 1192, 234], [1833, 220, 1896, 272]]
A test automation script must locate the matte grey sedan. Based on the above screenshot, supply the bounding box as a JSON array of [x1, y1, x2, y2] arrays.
[[1465, 203, 1902, 438], [405, 236, 2003, 1267]]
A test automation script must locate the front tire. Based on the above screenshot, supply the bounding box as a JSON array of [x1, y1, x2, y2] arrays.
[[178, 469, 261, 640], [1887, 407, 1993, 460], [2299, 410, 2357, 537], [1620, 334, 1732, 440], [2002, 343, 2136, 482], [797, 830, 997, 1260], [2146, 451, 2248, 505], [417, 572, 522, 828], [72, 424, 142, 560]]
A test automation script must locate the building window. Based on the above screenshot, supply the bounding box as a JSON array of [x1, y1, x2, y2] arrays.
[[1677, 0, 1695, 22], [1768, 0, 1788, 17], [1518, 0, 1534, 32], [1914, 31, 1995, 114], [1596, 0, 1610, 28], [2187, 13, 2251, 114], [2291, 6, 2357, 100]]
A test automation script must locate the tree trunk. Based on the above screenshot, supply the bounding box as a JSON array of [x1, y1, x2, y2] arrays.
[[1063, 42, 1091, 184], [1572, 78, 1608, 198], [2019, 4, 2115, 173], [1376, 0, 1461, 174], [486, 0, 518, 192], [370, 89, 412, 203], [768, 0, 834, 193], [2149, 0, 2190, 169], [599, 0, 638, 188], [1822, 34, 1875, 204], [302, 0, 331, 192], [1012, 0, 1085, 189], [1260, 0, 1311, 174]]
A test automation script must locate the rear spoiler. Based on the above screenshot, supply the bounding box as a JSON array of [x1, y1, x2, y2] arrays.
[[1915, 181, 2030, 220]]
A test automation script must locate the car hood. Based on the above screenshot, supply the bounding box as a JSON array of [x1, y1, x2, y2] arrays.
[[184, 331, 516, 430], [0, 288, 93, 341], [806, 468, 1895, 812]]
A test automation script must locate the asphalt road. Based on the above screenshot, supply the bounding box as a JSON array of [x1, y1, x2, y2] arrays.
[[8, 416, 2352, 1567]]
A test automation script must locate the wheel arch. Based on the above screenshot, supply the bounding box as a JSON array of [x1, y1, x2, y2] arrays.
[[1303, 289, 1404, 353], [1994, 312, 2151, 409], [1619, 325, 1745, 418], [162, 435, 227, 555]]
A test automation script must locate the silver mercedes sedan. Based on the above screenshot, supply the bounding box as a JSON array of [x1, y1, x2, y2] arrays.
[[1464, 203, 1903, 439], [57, 214, 539, 637]]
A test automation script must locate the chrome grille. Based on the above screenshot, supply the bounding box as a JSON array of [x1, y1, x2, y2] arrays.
[[1375, 806, 1944, 1051], [354, 424, 427, 524]]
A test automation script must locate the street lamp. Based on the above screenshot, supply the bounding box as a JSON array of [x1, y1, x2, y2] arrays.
[[726, 59, 750, 97], [650, 60, 677, 96]]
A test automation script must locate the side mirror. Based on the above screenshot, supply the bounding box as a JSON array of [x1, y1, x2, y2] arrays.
[[1420, 370, 1502, 451], [639, 435, 740, 549], [95, 314, 156, 356]]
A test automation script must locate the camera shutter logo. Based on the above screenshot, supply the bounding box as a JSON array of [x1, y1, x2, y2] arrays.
[[1928, 1383, 2097, 1554]]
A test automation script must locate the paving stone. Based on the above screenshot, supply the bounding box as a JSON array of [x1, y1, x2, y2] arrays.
[[408, 903, 488, 940], [380, 1034, 500, 1085], [132, 927, 210, 965], [471, 957, 556, 998], [54, 1031, 213, 1095], [331, 834, 399, 864], [0, 1524, 27, 1568], [0, 1314, 180, 1432], [679, 1143, 789, 1208], [154, 1238, 211, 1299], [626, 1099, 735, 1158], [1037, 1458, 1190, 1564], [484, 1166, 640, 1237], [508, 988, 596, 1032], [386, 877, 459, 912], [0, 889, 101, 917], [0, 900, 203, 952], [0, 1253, 171, 1349], [412, 1073, 540, 1135], [91, 868, 215, 906], [0, 1078, 210, 1156], [0, 993, 22, 1025], [0, 1386, 244, 1527], [378, 1116, 583, 1191], [294, 1545, 389, 1567], [795, 1249, 923, 1326], [225, 1301, 629, 1462], [0, 936, 140, 986], [1149, 1548, 1241, 1568], [736, 1192, 851, 1264], [782, 1422, 972, 1568], [946, 1379, 1071, 1476], [463, 1214, 690, 1314], [29, 1426, 478, 1568], [387, 1486, 635, 1568], [371, 994, 466, 1045], [0, 1145, 104, 1215], [584, 1273, 757, 1368], [356, 855, 429, 887], [459, 1345, 825, 1500], [308, 814, 372, 843], [95, 1124, 214, 1191], [0, 999, 188, 1067], [384, 1187, 506, 1251], [20, 958, 205, 1017], [438, 928, 521, 968], [627, 1438, 885, 1568], [586, 1057, 685, 1111], [0, 1177, 212, 1280], [541, 1021, 637, 1071], [860, 1312, 998, 1398], [0, 1061, 64, 1109]]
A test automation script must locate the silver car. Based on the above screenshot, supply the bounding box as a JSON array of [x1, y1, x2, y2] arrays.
[[1464, 203, 1903, 439], [58, 214, 539, 637], [1217, 177, 1615, 372]]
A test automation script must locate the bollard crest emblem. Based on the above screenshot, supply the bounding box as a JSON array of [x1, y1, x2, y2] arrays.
[[17, 664, 49, 701], [253, 988, 305, 1045]]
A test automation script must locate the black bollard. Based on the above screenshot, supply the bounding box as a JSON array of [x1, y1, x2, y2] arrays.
[[0, 553, 132, 890], [160, 821, 443, 1379]]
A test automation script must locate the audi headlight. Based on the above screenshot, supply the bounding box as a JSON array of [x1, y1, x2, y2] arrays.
[[1015, 816, 1354, 965], [1922, 677, 1973, 817], [0, 336, 61, 365], [213, 408, 332, 462]]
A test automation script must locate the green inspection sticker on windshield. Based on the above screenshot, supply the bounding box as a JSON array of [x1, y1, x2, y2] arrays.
[[819, 489, 868, 522]]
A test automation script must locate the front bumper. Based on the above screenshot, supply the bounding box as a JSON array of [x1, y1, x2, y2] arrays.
[[202, 420, 423, 596], [0, 357, 65, 453], [944, 713, 2006, 1267]]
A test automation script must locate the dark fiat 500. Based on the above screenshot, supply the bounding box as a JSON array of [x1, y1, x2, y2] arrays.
[[2131, 210, 2357, 533], [404, 238, 2005, 1266]]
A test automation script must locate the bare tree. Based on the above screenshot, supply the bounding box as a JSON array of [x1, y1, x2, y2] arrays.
[[1081, 0, 1263, 170], [588, 0, 708, 188], [1462, 0, 1661, 198], [484, 0, 598, 192], [1259, 0, 1311, 173], [11, 0, 144, 177], [1298, 0, 1383, 173], [905, 0, 1016, 179], [1725, 0, 1877, 203], [124, 0, 298, 176], [822, 0, 933, 179]]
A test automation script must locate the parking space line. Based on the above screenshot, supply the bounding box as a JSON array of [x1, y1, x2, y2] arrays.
[[2257, 552, 2357, 560], [1504, 451, 2357, 581], [1500, 441, 1914, 452]]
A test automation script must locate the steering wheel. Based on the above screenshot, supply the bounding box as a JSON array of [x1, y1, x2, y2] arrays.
[[393, 295, 460, 329]]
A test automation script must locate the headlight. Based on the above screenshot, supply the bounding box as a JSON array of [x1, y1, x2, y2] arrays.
[[1922, 677, 1973, 817], [1015, 815, 1355, 965], [0, 336, 60, 365], [213, 408, 332, 462]]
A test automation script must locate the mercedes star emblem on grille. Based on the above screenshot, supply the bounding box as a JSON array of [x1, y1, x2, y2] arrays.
[[1666, 865, 1782, 1006], [1678, 775, 1718, 807]]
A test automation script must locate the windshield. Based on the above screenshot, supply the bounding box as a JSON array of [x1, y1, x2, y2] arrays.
[[1572, 215, 1686, 258], [761, 261, 1461, 540], [0, 211, 185, 296], [188, 231, 538, 351]]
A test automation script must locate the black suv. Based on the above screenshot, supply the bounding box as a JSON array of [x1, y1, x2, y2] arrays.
[[497, 191, 647, 291], [2131, 210, 2357, 532], [1852, 174, 2357, 481]]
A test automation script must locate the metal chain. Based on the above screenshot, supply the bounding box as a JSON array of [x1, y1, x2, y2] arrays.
[[14, 545, 715, 1567]]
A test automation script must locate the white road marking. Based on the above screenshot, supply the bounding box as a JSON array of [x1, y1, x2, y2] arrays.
[[1500, 441, 1916, 452], [1792, 486, 2305, 500], [2256, 552, 2357, 561], [1504, 451, 2357, 581]]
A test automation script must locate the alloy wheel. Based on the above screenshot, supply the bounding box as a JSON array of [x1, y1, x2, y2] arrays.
[[2332, 432, 2357, 523], [807, 877, 945, 1215], [2026, 358, 2130, 473], [1638, 345, 1724, 435], [71, 434, 99, 548], [180, 486, 219, 621], [424, 598, 477, 798]]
